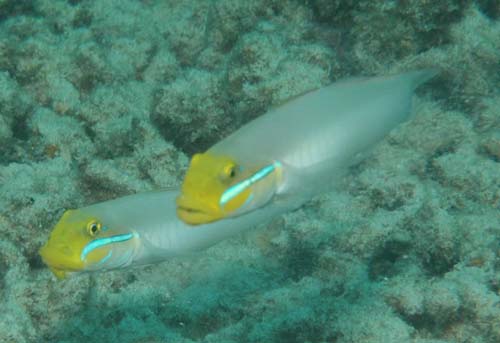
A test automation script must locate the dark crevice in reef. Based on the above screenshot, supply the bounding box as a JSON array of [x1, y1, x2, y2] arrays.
[[0, 1, 38, 22], [476, 0, 500, 19], [367, 183, 415, 212], [72, 52, 106, 95], [422, 249, 460, 277], [72, 7, 93, 28], [399, 308, 464, 339], [27, 253, 45, 271], [271, 321, 329, 343], [403, 208, 461, 277], [11, 115, 30, 141], [151, 112, 219, 156], [0, 139, 23, 165], [0, 255, 7, 290], [0, 116, 36, 165], [68, 0, 85, 5], [135, 44, 159, 82], [369, 239, 412, 281], [304, 0, 359, 26], [282, 236, 319, 282]]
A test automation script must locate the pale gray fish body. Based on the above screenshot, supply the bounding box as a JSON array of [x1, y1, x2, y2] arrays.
[[82, 190, 296, 268], [210, 69, 437, 197]]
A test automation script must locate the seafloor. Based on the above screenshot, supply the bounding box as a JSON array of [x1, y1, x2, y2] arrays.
[[0, 1, 499, 342]]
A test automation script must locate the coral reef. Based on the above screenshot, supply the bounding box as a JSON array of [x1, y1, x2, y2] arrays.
[[0, 0, 498, 342]]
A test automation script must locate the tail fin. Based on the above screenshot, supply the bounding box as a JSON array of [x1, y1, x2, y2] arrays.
[[405, 68, 439, 90]]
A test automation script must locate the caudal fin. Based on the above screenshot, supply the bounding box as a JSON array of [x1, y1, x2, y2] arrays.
[[404, 68, 439, 90]]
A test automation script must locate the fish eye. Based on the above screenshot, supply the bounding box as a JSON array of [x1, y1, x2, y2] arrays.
[[86, 220, 102, 237], [223, 164, 237, 178]]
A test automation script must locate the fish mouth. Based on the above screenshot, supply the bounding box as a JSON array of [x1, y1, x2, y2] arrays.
[[176, 205, 204, 215], [176, 205, 219, 225], [39, 253, 80, 279], [39, 243, 85, 278], [47, 266, 71, 279], [176, 195, 223, 225], [176, 204, 222, 225]]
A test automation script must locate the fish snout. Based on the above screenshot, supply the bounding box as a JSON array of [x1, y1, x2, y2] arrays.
[[175, 194, 223, 224], [39, 241, 84, 275]]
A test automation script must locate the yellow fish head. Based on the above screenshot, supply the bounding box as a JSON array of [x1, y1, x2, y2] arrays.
[[177, 152, 282, 225], [39, 209, 138, 279]]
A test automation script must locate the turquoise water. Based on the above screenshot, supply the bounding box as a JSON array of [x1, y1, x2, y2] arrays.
[[0, 1, 499, 342]]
